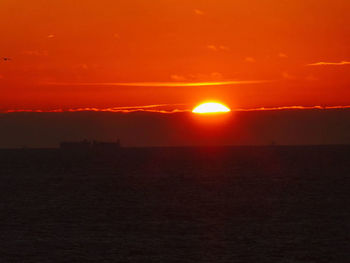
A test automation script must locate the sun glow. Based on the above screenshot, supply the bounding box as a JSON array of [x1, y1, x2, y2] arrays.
[[192, 102, 231, 114]]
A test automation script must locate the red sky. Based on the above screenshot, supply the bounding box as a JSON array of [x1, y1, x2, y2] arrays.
[[1, 0, 350, 112]]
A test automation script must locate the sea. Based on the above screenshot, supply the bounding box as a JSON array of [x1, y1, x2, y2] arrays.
[[0, 146, 348, 262]]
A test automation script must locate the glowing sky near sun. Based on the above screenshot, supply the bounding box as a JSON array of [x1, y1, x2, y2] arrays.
[[0, 0, 350, 111]]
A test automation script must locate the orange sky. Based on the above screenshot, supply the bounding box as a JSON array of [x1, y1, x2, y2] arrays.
[[1, 0, 350, 112]]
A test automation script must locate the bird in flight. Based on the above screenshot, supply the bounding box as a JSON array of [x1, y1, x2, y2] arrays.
[[2, 57, 11, 61]]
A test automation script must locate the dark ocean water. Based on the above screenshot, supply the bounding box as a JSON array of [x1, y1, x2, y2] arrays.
[[0, 146, 349, 262]]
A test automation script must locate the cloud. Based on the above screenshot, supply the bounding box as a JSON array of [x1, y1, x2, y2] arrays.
[[282, 71, 296, 80], [170, 72, 224, 83], [278, 53, 288, 58], [209, 72, 223, 80], [186, 72, 224, 81], [45, 80, 269, 87], [170, 74, 187, 81], [307, 61, 350, 66], [5, 105, 350, 114], [234, 105, 350, 112], [207, 45, 218, 51], [194, 9, 205, 15], [73, 64, 89, 70], [22, 50, 48, 56], [245, 57, 256, 63], [207, 45, 230, 52], [218, 45, 230, 51], [5, 104, 189, 114]]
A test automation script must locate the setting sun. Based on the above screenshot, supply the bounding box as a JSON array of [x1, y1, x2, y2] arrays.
[[192, 102, 231, 114]]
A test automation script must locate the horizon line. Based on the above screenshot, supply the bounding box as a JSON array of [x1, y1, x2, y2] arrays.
[[2, 144, 350, 150]]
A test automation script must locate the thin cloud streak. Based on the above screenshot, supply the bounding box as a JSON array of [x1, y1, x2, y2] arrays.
[[4, 104, 188, 114], [4, 105, 350, 114], [194, 9, 205, 15], [45, 80, 269, 87], [233, 105, 350, 112], [4, 108, 190, 114], [307, 61, 350, 66]]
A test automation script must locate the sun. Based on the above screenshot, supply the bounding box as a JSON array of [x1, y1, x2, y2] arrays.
[[192, 102, 231, 114]]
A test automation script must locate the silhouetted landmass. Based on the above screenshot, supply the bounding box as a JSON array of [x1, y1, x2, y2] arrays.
[[0, 146, 349, 262]]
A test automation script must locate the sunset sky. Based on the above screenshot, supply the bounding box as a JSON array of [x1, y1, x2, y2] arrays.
[[1, 0, 350, 112]]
